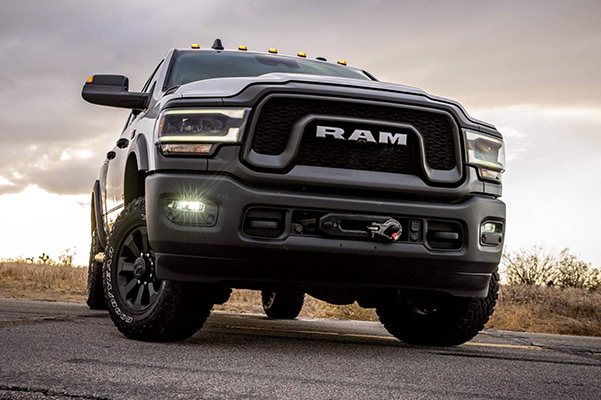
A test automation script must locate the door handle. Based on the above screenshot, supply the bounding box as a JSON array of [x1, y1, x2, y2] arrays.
[[116, 138, 129, 149], [106, 151, 116, 160]]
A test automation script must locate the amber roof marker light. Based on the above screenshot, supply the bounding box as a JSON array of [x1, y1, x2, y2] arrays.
[[238, 45, 248, 51], [268, 48, 278, 54], [297, 52, 307, 58], [86, 76, 94, 83], [191, 43, 200, 49], [337, 60, 347, 65]]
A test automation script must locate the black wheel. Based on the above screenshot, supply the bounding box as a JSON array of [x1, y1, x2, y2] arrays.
[[86, 230, 106, 310], [376, 271, 499, 346], [104, 197, 213, 342], [261, 289, 305, 319]]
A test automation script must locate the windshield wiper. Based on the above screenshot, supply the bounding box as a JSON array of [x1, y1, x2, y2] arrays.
[[164, 85, 180, 95]]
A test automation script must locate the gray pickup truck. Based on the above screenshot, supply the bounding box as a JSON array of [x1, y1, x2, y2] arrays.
[[82, 39, 505, 345]]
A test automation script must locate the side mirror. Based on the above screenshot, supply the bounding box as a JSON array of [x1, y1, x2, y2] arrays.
[[81, 74, 150, 110]]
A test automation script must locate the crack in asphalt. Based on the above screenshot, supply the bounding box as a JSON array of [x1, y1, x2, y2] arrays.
[[0, 384, 112, 400], [435, 351, 601, 367], [0, 313, 106, 328], [479, 329, 601, 362]]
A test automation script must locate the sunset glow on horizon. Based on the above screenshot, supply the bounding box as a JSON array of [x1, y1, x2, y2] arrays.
[[1, 0, 600, 267]]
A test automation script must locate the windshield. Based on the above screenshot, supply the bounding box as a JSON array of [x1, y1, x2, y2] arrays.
[[166, 51, 372, 88]]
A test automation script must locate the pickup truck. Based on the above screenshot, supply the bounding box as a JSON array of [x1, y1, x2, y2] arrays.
[[82, 39, 505, 345]]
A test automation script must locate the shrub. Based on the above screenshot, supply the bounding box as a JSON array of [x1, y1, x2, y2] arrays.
[[554, 250, 591, 289], [503, 246, 600, 290], [502, 245, 556, 286]]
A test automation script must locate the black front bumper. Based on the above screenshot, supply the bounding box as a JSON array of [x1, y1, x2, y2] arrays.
[[146, 173, 505, 297]]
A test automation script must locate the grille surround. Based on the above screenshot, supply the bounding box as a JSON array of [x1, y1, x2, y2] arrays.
[[243, 94, 462, 184]]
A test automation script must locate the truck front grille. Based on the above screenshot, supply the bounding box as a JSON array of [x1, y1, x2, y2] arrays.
[[250, 97, 458, 174], [295, 123, 420, 175]]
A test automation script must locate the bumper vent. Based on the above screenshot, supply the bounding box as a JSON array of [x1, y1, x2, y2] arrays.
[[243, 208, 285, 238], [426, 220, 463, 250]]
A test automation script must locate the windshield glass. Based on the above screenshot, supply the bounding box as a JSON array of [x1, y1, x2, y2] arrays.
[[166, 51, 371, 88]]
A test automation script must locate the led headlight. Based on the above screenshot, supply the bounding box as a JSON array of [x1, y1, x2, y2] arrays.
[[157, 108, 250, 155], [464, 130, 505, 182]]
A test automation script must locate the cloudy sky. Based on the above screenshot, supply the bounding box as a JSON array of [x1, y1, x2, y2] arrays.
[[0, 0, 600, 266]]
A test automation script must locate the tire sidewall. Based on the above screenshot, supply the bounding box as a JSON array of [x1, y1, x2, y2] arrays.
[[377, 272, 499, 345], [103, 200, 165, 327]]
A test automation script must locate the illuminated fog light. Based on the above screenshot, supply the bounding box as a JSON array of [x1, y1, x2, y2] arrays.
[[168, 200, 206, 212], [165, 198, 218, 226]]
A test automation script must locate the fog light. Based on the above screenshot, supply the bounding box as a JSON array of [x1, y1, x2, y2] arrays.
[[482, 222, 497, 233], [480, 221, 503, 246], [168, 200, 206, 212], [165, 198, 218, 226]]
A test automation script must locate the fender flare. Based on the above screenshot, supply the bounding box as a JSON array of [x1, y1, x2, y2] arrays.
[[92, 180, 107, 249], [127, 133, 150, 172]]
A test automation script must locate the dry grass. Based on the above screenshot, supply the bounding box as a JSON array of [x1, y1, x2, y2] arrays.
[[2, 260, 600, 336], [0, 261, 87, 302], [487, 284, 601, 336]]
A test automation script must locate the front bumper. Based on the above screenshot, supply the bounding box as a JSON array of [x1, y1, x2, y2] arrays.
[[146, 173, 505, 297]]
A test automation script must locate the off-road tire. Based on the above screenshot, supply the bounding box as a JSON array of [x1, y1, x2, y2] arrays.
[[261, 289, 305, 319], [86, 230, 106, 310], [104, 197, 213, 342], [376, 271, 499, 346]]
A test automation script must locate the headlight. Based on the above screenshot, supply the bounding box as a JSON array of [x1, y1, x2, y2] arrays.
[[157, 108, 250, 155], [464, 130, 505, 182]]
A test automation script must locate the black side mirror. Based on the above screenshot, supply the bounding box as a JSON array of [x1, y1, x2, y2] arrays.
[[82, 74, 150, 110]]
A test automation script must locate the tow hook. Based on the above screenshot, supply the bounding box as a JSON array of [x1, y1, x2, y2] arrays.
[[367, 219, 402, 241]]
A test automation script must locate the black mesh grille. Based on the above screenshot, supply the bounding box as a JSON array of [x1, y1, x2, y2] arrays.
[[296, 121, 419, 175], [251, 97, 457, 171]]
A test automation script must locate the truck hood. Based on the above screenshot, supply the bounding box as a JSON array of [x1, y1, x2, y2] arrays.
[[171, 73, 494, 129], [175, 73, 427, 98]]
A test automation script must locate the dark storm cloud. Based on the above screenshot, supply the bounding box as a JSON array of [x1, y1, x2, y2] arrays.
[[0, 0, 599, 195]]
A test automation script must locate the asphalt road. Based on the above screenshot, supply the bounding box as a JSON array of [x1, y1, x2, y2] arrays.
[[0, 298, 600, 400]]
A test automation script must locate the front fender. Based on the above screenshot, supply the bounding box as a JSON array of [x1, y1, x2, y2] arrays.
[[128, 133, 150, 171]]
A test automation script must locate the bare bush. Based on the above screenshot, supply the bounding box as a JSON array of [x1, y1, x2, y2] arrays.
[[503, 246, 557, 285], [554, 250, 591, 289], [58, 248, 75, 267], [585, 268, 601, 291], [503, 246, 601, 290]]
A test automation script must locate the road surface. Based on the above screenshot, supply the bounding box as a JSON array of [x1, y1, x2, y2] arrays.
[[0, 298, 600, 399]]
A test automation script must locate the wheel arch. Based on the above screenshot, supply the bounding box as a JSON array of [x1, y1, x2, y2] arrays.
[[124, 134, 150, 206]]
